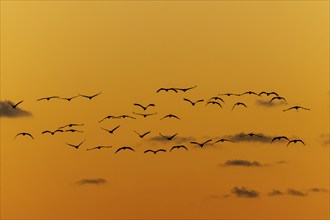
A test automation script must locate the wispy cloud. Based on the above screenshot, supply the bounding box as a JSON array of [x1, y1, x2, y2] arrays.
[[224, 132, 273, 143], [256, 99, 286, 107], [287, 188, 307, 197], [308, 188, 328, 193], [0, 101, 32, 118], [267, 190, 284, 196], [148, 135, 194, 144], [221, 159, 262, 167], [231, 187, 259, 198], [77, 178, 107, 185]]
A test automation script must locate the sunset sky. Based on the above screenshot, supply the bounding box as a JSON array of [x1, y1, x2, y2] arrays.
[[1, 1, 329, 219]]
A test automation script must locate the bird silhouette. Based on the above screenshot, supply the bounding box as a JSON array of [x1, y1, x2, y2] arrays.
[[232, 102, 247, 110], [115, 146, 135, 154], [219, 93, 240, 97], [42, 129, 63, 135], [283, 106, 310, 112], [156, 88, 177, 93], [133, 112, 158, 118], [175, 85, 197, 92], [66, 139, 86, 149], [101, 126, 120, 134], [183, 98, 204, 106], [37, 96, 60, 101], [270, 96, 287, 104], [160, 114, 180, 120], [190, 139, 213, 147], [213, 138, 233, 144], [205, 101, 222, 108], [117, 115, 136, 119], [259, 91, 279, 97], [240, 91, 259, 96], [287, 139, 305, 146], [65, 129, 83, 133], [58, 123, 84, 129], [60, 96, 79, 101], [241, 133, 263, 138], [208, 96, 225, 103], [99, 115, 116, 123], [159, 133, 178, 140], [144, 149, 166, 154], [134, 130, 151, 138], [14, 132, 34, 139], [170, 145, 188, 151], [271, 136, 289, 143], [79, 92, 102, 100], [87, 146, 112, 151], [8, 100, 24, 108], [133, 103, 155, 111]]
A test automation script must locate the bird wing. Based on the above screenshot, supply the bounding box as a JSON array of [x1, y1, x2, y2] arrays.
[[144, 150, 153, 154], [183, 98, 193, 104], [13, 100, 24, 107], [54, 129, 63, 133], [42, 130, 51, 134], [146, 104, 155, 108], [27, 133, 34, 139], [143, 131, 151, 136], [190, 142, 199, 145], [115, 147, 124, 153], [156, 88, 164, 93], [134, 103, 145, 109], [112, 125, 120, 132], [286, 141, 293, 146], [203, 139, 213, 145], [156, 149, 166, 153], [101, 127, 110, 132], [77, 139, 86, 147], [298, 140, 305, 145], [231, 103, 238, 110]]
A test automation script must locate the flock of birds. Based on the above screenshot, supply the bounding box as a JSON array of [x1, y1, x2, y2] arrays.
[[10, 86, 310, 154]]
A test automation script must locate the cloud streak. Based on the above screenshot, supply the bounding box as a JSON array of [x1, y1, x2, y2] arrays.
[[224, 132, 273, 143], [221, 159, 262, 167], [148, 135, 194, 144], [77, 178, 107, 185], [287, 188, 307, 197], [231, 187, 259, 198], [0, 101, 32, 118], [255, 99, 286, 107]]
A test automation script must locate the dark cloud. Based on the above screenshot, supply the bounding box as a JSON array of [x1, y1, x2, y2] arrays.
[[308, 188, 328, 193], [255, 99, 286, 107], [268, 190, 284, 196], [320, 134, 330, 146], [77, 178, 107, 185], [231, 187, 259, 198], [0, 101, 32, 118], [287, 188, 306, 197], [224, 132, 273, 143], [274, 160, 288, 164], [221, 159, 262, 167], [148, 135, 194, 144]]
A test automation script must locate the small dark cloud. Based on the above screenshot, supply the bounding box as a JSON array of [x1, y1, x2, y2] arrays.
[[308, 188, 328, 193], [268, 190, 284, 196], [77, 178, 107, 185], [231, 187, 259, 198], [0, 101, 32, 118], [320, 134, 330, 146], [148, 135, 194, 144], [224, 132, 272, 143], [221, 159, 262, 167], [287, 188, 307, 197], [256, 99, 286, 107], [275, 160, 288, 164]]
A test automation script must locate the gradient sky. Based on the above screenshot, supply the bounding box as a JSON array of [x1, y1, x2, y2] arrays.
[[1, 1, 329, 219]]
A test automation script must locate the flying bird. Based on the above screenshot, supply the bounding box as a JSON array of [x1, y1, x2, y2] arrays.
[[175, 85, 197, 92], [208, 96, 225, 103], [66, 139, 86, 149], [241, 133, 263, 138], [42, 129, 63, 135], [60, 96, 79, 101], [259, 91, 279, 97], [37, 96, 60, 101], [283, 106, 310, 112], [144, 149, 166, 154], [240, 91, 259, 96], [134, 130, 151, 138], [101, 126, 120, 134], [205, 101, 222, 108], [133, 103, 155, 111], [115, 146, 135, 154], [159, 133, 178, 140], [271, 136, 289, 143], [58, 123, 84, 129], [65, 129, 83, 133], [14, 132, 34, 139], [232, 102, 247, 110], [213, 138, 233, 144], [156, 88, 177, 93], [79, 92, 102, 100], [287, 139, 305, 147], [160, 114, 180, 120], [99, 115, 116, 123], [7, 100, 24, 108], [270, 96, 287, 104], [87, 146, 112, 151], [116, 115, 136, 119], [219, 93, 240, 97], [190, 139, 213, 148], [133, 112, 158, 118], [170, 145, 188, 152], [183, 98, 204, 106]]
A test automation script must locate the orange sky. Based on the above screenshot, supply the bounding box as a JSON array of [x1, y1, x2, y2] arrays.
[[1, 1, 329, 219]]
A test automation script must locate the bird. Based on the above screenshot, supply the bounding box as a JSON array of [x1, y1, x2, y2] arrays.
[[116, 115, 136, 119], [14, 132, 34, 139], [42, 129, 63, 135], [60, 96, 79, 101], [175, 85, 197, 92], [159, 133, 177, 140], [65, 129, 83, 133], [270, 96, 287, 104], [87, 146, 112, 151], [115, 146, 135, 154], [101, 126, 120, 134], [58, 123, 84, 129], [241, 133, 263, 138], [156, 88, 177, 93], [134, 130, 151, 138], [240, 91, 259, 96], [144, 149, 166, 154], [170, 145, 188, 152], [133, 112, 158, 118], [190, 139, 213, 148], [37, 96, 60, 101], [213, 138, 233, 144], [205, 101, 222, 108], [66, 139, 86, 149], [160, 114, 180, 120], [183, 98, 204, 106], [287, 139, 305, 146], [271, 136, 289, 143], [7, 100, 24, 108], [79, 92, 102, 100], [219, 93, 240, 97], [99, 115, 116, 123], [232, 102, 247, 110], [283, 106, 310, 112], [133, 103, 155, 111], [259, 91, 279, 97], [208, 96, 225, 103]]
